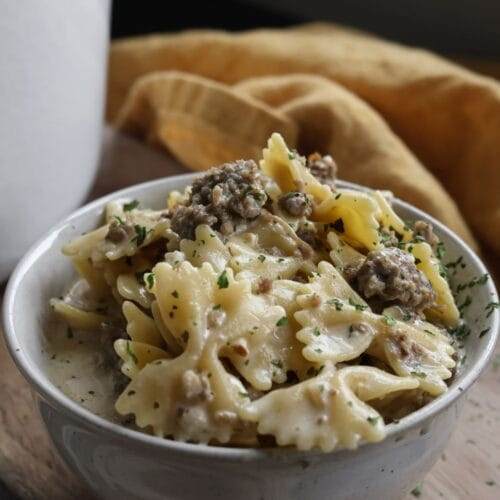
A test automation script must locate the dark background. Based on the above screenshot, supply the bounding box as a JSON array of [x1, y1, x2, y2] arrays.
[[2, 1, 499, 499], [111, 0, 500, 58]]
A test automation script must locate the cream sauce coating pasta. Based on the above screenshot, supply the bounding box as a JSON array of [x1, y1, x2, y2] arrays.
[[47, 133, 462, 452]]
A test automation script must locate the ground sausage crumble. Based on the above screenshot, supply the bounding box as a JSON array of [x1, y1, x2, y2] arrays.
[[171, 160, 268, 240], [351, 247, 436, 313]]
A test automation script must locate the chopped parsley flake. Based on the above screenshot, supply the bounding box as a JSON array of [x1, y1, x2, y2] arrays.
[[132, 224, 150, 246], [123, 199, 139, 211], [113, 215, 125, 225], [479, 328, 490, 338], [145, 272, 155, 289], [436, 241, 446, 260], [458, 295, 472, 316], [410, 371, 427, 378], [486, 301, 499, 318], [126, 341, 138, 364], [327, 298, 343, 311], [383, 314, 396, 326], [448, 322, 471, 340], [258, 254, 266, 263], [367, 416, 379, 425], [411, 484, 422, 497], [423, 329, 436, 336], [172, 290, 179, 298], [334, 193, 342, 200], [239, 391, 250, 398], [276, 316, 288, 327], [348, 298, 367, 311], [217, 270, 229, 289], [313, 327, 322, 336], [213, 304, 222, 310]]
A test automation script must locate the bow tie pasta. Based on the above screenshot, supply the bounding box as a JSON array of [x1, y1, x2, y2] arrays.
[[49, 133, 468, 452]]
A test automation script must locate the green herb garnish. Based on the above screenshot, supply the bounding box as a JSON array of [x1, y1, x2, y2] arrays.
[[132, 224, 149, 246], [257, 254, 266, 263], [411, 484, 422, 497], [479, 328, 490, 338], [123, 199, 139, 211], [348, 298, 368, 311], [126, 341, 138, 364], [276, 316, 288, 327], [367, 416, 379, 425], [383, 314, 396, 326], [217, 270, 229, 289], [327, 298, 343, 311], [486, 301, 500, 318], [145, 272, 155, 289]]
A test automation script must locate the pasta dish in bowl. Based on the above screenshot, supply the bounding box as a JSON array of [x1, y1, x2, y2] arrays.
[[3, 134, 498, 499]]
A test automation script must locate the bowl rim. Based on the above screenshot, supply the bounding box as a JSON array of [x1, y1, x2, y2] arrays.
[[2, 174, 499, 462]]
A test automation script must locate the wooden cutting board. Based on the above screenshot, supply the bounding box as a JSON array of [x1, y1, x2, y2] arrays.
[[1, 129, 499, 500]]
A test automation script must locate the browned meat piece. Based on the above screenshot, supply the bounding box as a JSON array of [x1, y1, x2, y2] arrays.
[[172, 160, 268, 240], [170, 204, 217, 241], [353, 247, 435, 313], [413, 220, 439, 249], [105, 220, 133, 243], [278, 192, 312, 218], [256, 277, 272, 294], [306, 153, 337, 189]]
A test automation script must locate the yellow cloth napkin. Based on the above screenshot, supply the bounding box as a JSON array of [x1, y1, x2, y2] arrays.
[[106, 23, 500, 256]]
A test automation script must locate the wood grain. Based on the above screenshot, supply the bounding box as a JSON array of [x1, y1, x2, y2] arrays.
[[1, 126, 499, 500]]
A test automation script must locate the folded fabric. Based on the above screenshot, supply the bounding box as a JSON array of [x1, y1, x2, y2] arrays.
[[106, 23, 500, 256]]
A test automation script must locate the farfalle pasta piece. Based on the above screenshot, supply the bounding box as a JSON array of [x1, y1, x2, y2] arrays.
[[227, 214, 317, 284], [116, 273, 152, 309], [180, 224, 230, 272], [367, 314, 456, 396], [116, 341, 253, 443], [327, 231, 365, 272], [244, 366, 418, 451], [303, 261, 367, 305], [314, 189, 382, 251], [294, 262, 374, 364], [222, 280, 312, 390], [407, 242, 459, 327], [373, 191, 413, 242], [151, 300, 183, 356], [260, 132, 331, 203], [295, 305, 375, 365], [50, 299, 107, 331], [114, 339, 170, 378], [122, 300, 164, 347]]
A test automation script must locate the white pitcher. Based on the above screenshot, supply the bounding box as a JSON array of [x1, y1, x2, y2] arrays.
[[0, 0, 111, 281]]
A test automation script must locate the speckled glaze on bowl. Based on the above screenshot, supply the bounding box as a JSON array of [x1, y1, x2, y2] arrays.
[[3, 175, 498, 500]]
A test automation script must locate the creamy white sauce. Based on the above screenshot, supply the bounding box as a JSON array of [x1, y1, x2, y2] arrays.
[[44, 280, 125, 424]]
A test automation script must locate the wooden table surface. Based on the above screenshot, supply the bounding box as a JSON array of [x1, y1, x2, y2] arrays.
[[1, 128, 499, 500]]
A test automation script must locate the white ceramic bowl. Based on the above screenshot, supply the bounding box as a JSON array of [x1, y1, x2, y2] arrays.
[[2, 175, 499, 500]]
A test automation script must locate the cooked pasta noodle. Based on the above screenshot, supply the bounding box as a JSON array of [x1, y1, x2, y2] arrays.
[[48, 133, 463, 451]]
